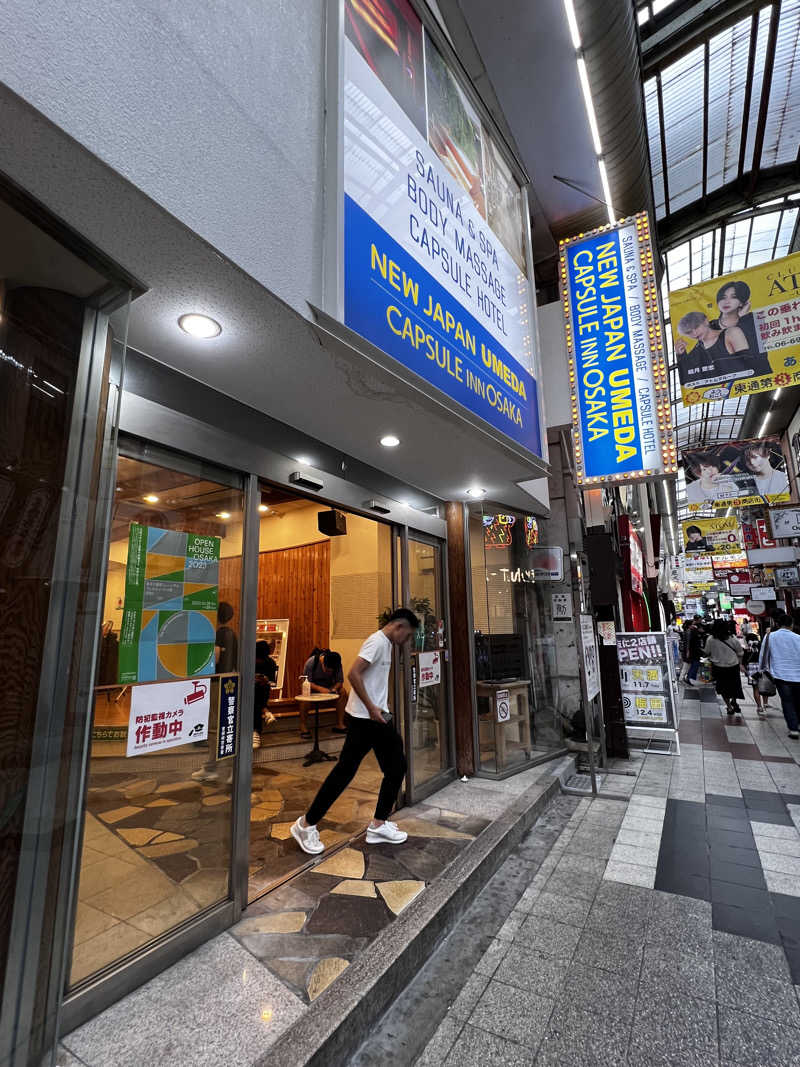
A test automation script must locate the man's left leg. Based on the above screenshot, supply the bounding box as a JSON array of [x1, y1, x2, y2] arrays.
[[366, 722, 408, 844]]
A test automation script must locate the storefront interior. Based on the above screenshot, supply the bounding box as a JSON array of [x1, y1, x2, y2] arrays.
[[71, 447, 451, 986]]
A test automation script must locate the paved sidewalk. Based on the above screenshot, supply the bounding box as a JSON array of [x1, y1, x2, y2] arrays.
[[412, 685, 800, 1067]]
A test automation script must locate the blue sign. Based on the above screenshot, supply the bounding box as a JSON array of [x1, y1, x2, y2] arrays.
[[562, 223, 664, 481], [344, 196, 541, 457]]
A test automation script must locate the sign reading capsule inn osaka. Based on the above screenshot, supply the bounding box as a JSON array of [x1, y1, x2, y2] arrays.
[[341, 0, 541, 457], [559, 215, 676, 484]]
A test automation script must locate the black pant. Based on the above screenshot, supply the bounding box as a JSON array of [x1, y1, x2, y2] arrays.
[[306, 714, 406, 824]]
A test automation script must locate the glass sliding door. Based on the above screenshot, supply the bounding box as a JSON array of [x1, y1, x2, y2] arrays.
[[406, 535, 452, 793]]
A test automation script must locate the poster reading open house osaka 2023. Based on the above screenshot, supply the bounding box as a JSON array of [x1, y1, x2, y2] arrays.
[[342, 0, 541, 457]]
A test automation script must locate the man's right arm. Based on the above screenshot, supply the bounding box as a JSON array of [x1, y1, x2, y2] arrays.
[[347, 657, 384, 723]]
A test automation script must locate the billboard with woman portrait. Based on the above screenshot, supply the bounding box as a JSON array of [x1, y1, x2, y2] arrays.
[[682, 436, 790, 511], [670, 251, 800, 407]]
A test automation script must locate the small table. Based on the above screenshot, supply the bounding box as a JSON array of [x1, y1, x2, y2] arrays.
[[296, 694, 339, 766]]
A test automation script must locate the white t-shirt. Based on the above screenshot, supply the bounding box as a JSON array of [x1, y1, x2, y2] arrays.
[[346, 629, 392, 719]]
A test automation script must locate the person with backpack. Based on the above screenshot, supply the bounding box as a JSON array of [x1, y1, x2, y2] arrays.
[[300, 647, 348, 737], [705, 618, 744, 716], [759, 612, 800, 739]]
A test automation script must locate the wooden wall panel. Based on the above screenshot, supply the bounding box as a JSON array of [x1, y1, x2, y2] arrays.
[[218, 541, 330, 696]]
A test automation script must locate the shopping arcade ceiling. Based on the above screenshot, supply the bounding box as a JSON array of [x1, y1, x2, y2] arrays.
[[633, 0, 800, 535]]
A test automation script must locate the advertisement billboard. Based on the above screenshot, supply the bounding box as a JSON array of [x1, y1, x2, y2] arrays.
[[681, 517, 742, 556], [342, 0, 542, 456], [770, 505, 800, 539], [682, 436, 790, 511], [670, 250, 800, 407], [559, 213, 676, 484]]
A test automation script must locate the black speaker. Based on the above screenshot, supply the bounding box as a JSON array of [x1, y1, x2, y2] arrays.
[[318, 509, 347, 536]]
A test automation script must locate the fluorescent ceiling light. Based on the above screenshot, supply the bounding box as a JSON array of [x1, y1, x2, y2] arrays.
[[178, 313, 222, 339], [563, 0, 582, 48], [143, 494, 159, 504], [598, 160, 616, 225], [576, 58, 602, 156], [295, 456, 312, 466], [758, 412, 771, 436], [380, 434, 401, 448]]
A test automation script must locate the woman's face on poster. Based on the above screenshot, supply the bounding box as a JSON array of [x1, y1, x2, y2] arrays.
[[698, 462, 720, 482], [717, 287, 741, 315]]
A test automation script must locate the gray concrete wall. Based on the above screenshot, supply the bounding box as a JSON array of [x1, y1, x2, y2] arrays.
[[537, 302, 571, 429], [0, 0, 327, 316]]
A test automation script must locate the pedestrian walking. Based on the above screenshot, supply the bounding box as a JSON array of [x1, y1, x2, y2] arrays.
[[705, 618, 744, 716], [291, 608, 419, 855], [742, 632, 771, 718], [684, 617, 704, 686], [759, 612, 800, 739]]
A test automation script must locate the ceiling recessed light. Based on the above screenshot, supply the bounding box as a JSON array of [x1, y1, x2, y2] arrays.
[[380, 434, 401, 448], [295, 456, 312, 466], [466, 487, 486, 498], [258, 504, 269, 513], [216, 511, 231, 520], [178, 313, 222, 339], [143, 494, 160, 504]]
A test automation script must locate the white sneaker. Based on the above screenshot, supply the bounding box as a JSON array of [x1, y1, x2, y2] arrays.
[[191, 768, 219, 782], [252, 731, 261, 749], [290, 817, 325, 855], [366, 820, 408, 845], [789, 731, 799, 740]]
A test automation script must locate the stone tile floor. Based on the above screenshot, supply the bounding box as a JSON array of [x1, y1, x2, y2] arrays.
[[357, 683, 800, 1066], [60, 763, 553, 1066]]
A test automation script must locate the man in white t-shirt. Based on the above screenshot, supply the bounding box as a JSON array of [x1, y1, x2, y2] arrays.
[[291, 608, 419, 854]]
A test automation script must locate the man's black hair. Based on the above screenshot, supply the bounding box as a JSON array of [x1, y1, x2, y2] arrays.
[[323, 650, 342, 672], [218, 601, 234, 624], [387, 607, 420, 629], [776, 612, 792, 628], [686, 525, 703, 536]]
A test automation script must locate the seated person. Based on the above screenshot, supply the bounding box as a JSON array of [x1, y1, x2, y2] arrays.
[[300, 648, 347, 737], [253, 640, 278, 748]]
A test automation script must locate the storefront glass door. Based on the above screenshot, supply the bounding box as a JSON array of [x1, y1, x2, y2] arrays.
[[407, 536, 451, 791]]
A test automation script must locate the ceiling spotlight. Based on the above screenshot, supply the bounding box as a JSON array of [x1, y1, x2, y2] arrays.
[[295, 456, 312, 466], [178, 313, 222, 339], [258, 504, 269, 513], [466, 487, 487, 498], [216, 511, 231, 520], [143, 494, 160, 504], [380, 434, 401, 448]]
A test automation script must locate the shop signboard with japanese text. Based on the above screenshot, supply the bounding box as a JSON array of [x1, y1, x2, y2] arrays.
[[671, 250, 800, 407], [217, 675, 238, 760], [559, 214, 676, 485], [127, 679, 210, 757], [681, 517, 742, 556], [769, 506, 800, 539], [418, 651, 441, 688], [616, 632, 677, 730], [579, 614, 600, 701], [118, 524, 220, 684], [682, 437, 789, 511], [341, 0, 541, 456]]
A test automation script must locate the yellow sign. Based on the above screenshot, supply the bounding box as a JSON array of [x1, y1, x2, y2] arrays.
[[670, 251, 800, 406], [681, 517, 742, 556]]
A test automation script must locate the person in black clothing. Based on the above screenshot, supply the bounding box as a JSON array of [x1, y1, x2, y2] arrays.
[[685, 618, 704, 686], [709, 281, 771, 375], [300, 648, 348, 735], [215, 601, 238, 673], [96, 620, 119, 688], [676, 311, 751, 388]]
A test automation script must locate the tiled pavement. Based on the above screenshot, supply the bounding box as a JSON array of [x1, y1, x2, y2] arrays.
[[404, 683, 800, 1066]]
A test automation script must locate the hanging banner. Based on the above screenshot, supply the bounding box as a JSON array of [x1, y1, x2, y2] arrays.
[[118, 524, 220, 684], [683, 553, 714, 583], [756, 518, 777, 549], [742, 521, 759, 550], [630, 527, 644, 594], [342, 0, 542, 456], [681, 517, 742, 555], [729, 569, 752, 591], [775, 565, 800, 588], [670, 250, 800, 406], [682, 436, 789, 511], [559, 213, 676, 485], [711, 553, 748, 577]]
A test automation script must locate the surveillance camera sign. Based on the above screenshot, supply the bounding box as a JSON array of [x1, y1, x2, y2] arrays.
[[127, 678, 210, 757]]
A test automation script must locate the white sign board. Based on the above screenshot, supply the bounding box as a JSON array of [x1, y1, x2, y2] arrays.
[[579, 614, 601, 701], [496, 688, 511, 723], [127, 679, 210, 757], [622, 692, 668, 725], [775, 566, 800, 588], [751, 586, 777, 600], [769, 506, 800, 539], [418, 651, 441, 688], [551, 592, 572, 620], [597, 620, 616, 645], [746, 600, 766, 615], [620, 664, 665, 693]]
